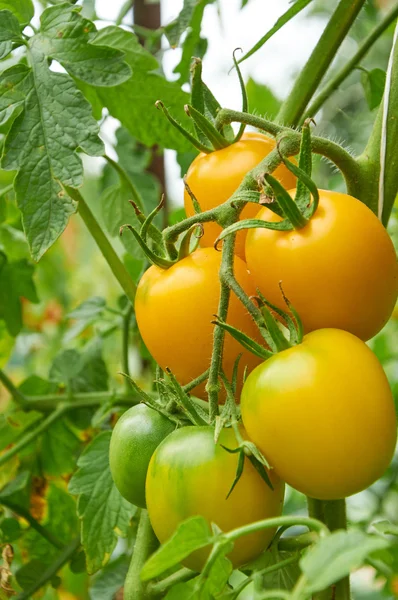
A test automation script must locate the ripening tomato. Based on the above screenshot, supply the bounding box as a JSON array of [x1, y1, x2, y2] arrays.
[[135, 247, 262, 399], [241, 328, 397, 500], [146, 426, 284, 571], [245, 189, 398, 341], [109, 404, 175, 508], [184, 132, 296, 260]]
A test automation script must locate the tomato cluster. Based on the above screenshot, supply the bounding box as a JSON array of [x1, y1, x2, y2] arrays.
[[110, 132, 398, 570]]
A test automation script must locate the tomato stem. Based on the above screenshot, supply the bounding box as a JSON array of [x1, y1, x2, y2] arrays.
[[124, 510, 158, 600], [147, 567, 195, 596]]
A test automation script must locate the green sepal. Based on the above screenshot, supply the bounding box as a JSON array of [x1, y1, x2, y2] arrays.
[[264, 174, 308, 229], [276, 154, 320, 220], [222, 446, 245, 499], [295, 119, 313, 211], [177, 223, 202, 261], [200, 79, 235, 141], [231, 353, 243, 396], [120, 224, 174, 269], [155, 100, 213, 154], [183, 176, 202, 214], [212, 317, 273, 360], [232, 49, 248, 143], [185, 104, 230, 150], [222, 444, 273, 494], [247, 454, 274, 491], [256, 289, 303, 346], [129, 201, 165, 249], [190, 58, 211, 147], [140, 196, 165, 244], [165, 368, 209, 426], [259, 304, 292, 353], [215, 218, 293, 250]]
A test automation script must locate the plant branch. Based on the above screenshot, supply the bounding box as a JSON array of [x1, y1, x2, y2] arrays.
[[67, 187, 137, 304], [305, 2, 398, 119], [25, 391, 139, 412], [147, 567, 195, 596], [0, 369, 29, 408], [15, 537, 80, 600], [1, 499, 64, 550], [122, 305, 134, 392], [277, 0, 367, 126], [124, 510, 158, 600]]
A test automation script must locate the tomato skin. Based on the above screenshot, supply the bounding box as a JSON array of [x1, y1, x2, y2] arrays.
[[146, 426, 284, 571], [109, 404, 175, 508], [245, 189, 398, 341], [135, 247, 262, 399], [241, 328, 397, 500], [184, 132, 296, 260]]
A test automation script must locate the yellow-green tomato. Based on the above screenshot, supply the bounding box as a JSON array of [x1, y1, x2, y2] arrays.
[[241, 328, 397, 500], [146, 426, 284, 571], [245, 190, 398, 341], [109, 404, 175, 508]]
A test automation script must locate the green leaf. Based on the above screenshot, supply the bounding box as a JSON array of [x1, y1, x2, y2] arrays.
[[141, 516, 214, 581], [89, 554, 130, 600], [40, 417, 81, 476], [300, 530, 390, 594], [246, 77, 281, 119], [237, 0, 313, 65], [0, 257, 38, 335], [165, 579, 197, 599], [0, 10, 23, 60], [50, 339, 109, 393], [0, 470, 30, 499], [0, 409, 42, 452], [16, 559, 48, 590], [195, 546, 233, 599], [0, 0, 34, 24], [90, 26, 158, 73], [372, 520, 398, 536], [101, 182, 143, 259], [0, 319, 14, 367], [0, 61, 103, 260], [0, 224, 30, 260], [361, 68, 386, 111], [68, 296, 106, 320], [68, 432, 134, 574], [35, 4, 131, 86], [0, 517, 22, 543]]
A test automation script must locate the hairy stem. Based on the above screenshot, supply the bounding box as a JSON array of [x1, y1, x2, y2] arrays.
[[277, 0, 366, 126], [124, 510, 158, 600], [305, 2, 398, 120], [67, 188, 136, 304], [15, 537, 80, 600]]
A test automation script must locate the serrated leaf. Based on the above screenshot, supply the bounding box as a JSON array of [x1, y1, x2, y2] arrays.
[[0, 61, 103, 259], [0, 257, 38, 335], [361, 68, 386, 111], [40, 417, 81, 476], [0, 10, 23, 60], [0, 0, 34, 24], [68, 432, 133, 574], [91, 26, 158, 73], [50, 339, 109, 393], [35, 3, 131, 86], [300, 530, 390, 594], [141, 516, 214, 581], [89, 554, 129, 600], [246, 77, 281, 119]]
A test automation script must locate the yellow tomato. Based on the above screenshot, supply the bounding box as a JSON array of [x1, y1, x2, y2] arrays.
[[184, 132, 296, 260], [135, 248, 261, 399], [146, 426, 284, 571], [241, 328, 397, 500], [245, 189, 398, 341]]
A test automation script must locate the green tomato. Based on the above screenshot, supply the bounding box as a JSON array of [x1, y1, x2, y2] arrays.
[[109, 404, 175, 508]]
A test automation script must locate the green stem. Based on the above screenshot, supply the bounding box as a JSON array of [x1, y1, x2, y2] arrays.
[[68, 188, 136, 304], [0, 183, 14, 199], [277, 0, 366, 126], [122, 305, 134, 393], [307, 497, 325, 523], [305, 2, 398, 119], [214, 109, 285, 137], [0, 369, 28, 408], [104, 154, 144, 210], [124, 510, 158, 600], [25, 391, 139, 412], [278, 531, 318, 552], [15, 537, 80, 600], [0, 405, 67, 469], [147, 567, 195, 596], [183, 369, 210, 394], [226, 515, 329, 544], [1, 499, 64, 549]]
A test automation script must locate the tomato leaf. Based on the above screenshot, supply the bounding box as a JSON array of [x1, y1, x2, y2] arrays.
[[0, 258, 38, 336], [372, 520, 398, 536], [237, 0, 314, 65], [89, 554, 130, 600], [0, 409, 42, 453], [0, 10, 23, 60], [69, 432, 134, 574], [40, 418, 81, 477], [0, 0, 34, 24], [141, 516, 214, 581], [361, 68, 386, 111], [300, 529, 390, 594]]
